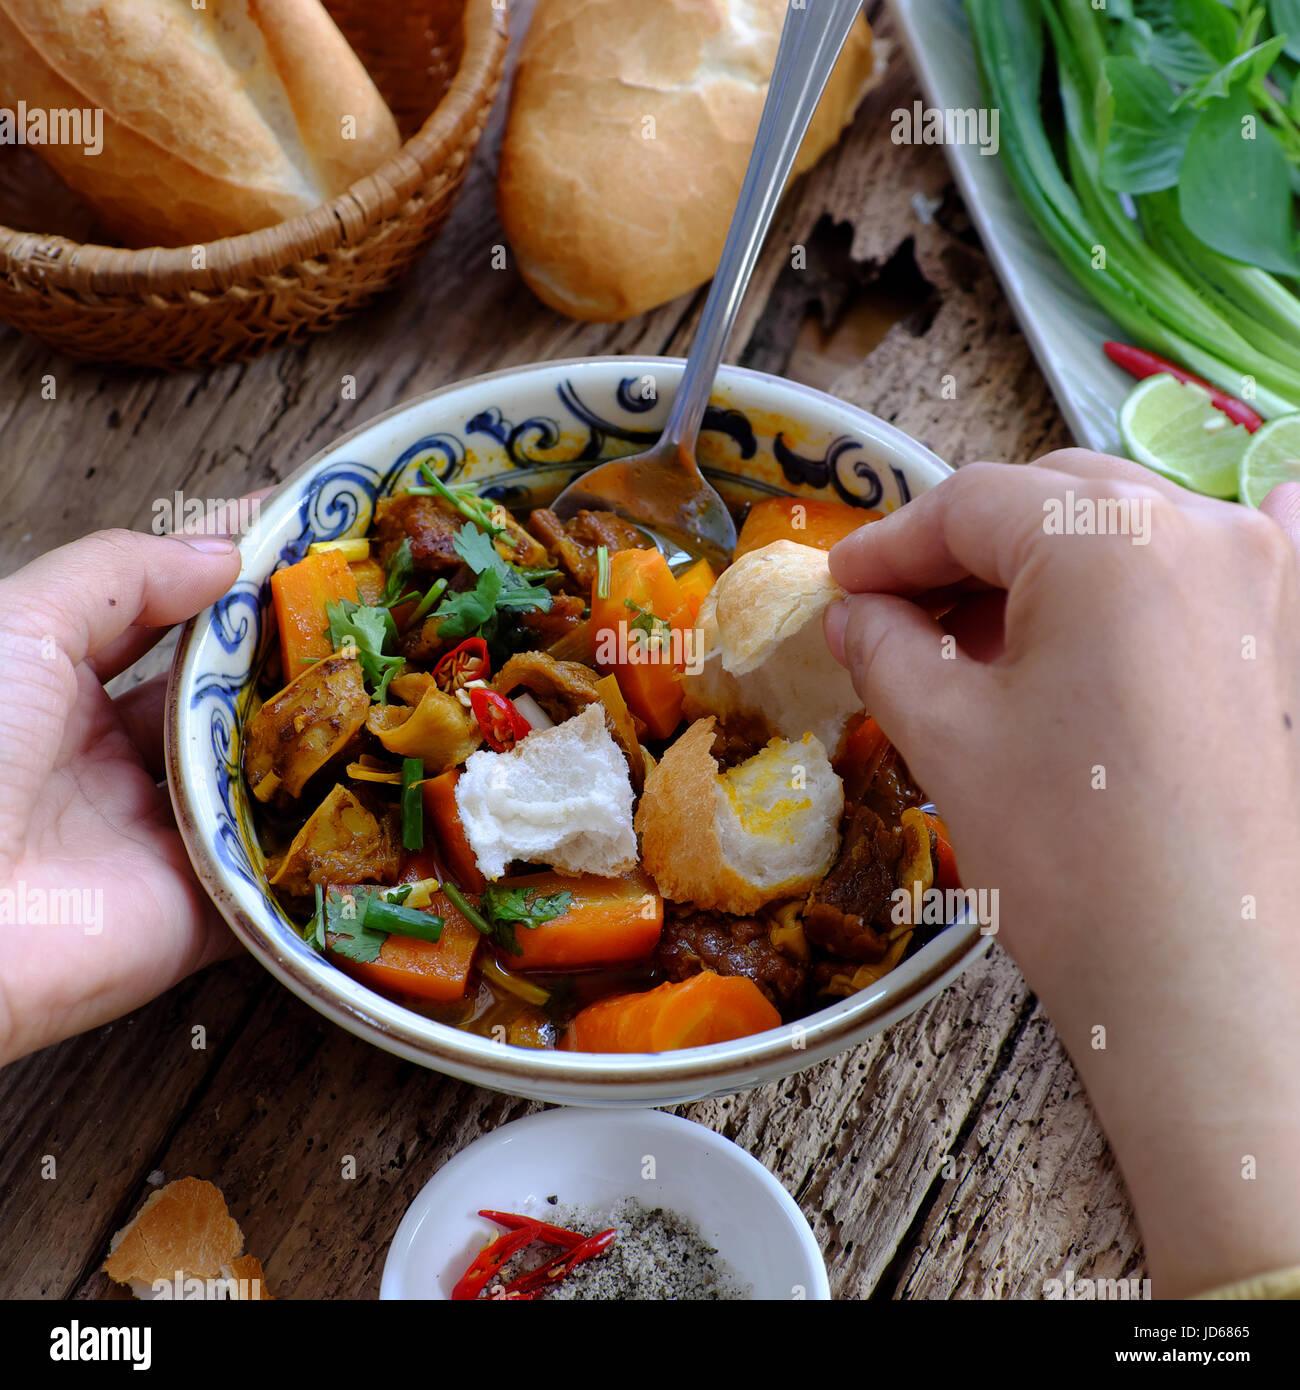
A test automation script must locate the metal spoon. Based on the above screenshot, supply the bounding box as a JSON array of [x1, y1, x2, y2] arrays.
[[551, 0, 866, 568]]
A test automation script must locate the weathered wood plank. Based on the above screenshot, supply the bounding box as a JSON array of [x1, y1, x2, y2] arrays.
[[889, 999, 1146, 1299], [0, 959, 271, 1298]]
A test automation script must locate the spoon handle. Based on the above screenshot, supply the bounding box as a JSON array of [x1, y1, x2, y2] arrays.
[[661, 0, 865, 456]]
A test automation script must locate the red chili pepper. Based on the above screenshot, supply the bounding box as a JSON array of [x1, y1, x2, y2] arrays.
[[470, 688, 531, 752], [499, 1227, 617, 1299], [451, 1225, 543, 1300], [1103, 342, 1263, 432], [477, 1210, 586, 1249], [434, 636, 490, 693]]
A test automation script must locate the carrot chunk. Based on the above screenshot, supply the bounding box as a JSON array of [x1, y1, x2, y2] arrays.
[[499, 870, 663, 969], [591, 548, 687, 739], [270, 549, 359, 683], [422, 769, 486, 892], [329, 887, 480, 1003], [560, 971, 781, 1052], [734, 496, 881, 559]]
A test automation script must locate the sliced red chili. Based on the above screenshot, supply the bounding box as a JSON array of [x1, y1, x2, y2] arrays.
[[470, 688, 531, 752], [451, 1225, 541, 1300], [1103, 342, 1263, 432], [499, 1227, 617, 1298], [434, 636, 490, 693], [478, 1210, 586, 1249]]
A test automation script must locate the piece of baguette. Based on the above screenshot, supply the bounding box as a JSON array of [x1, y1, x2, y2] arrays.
[[456, 703, 638, 880], [0, 0, 401, 246], [636, 715, 842, 915], [682, 539, 863, 755], [102, 1177, 272, 1300], [498, 0, 884, 321]]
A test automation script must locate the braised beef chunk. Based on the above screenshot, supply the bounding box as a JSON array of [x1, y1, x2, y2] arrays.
[[861, 748, 924, 826], [803, 804, 901, 962], [519, 591, 586, 646], [494, 649, 603, 722], [373, 494, 464, 578], [656, 907, 807, 1008], [527, 507, 648, 590]]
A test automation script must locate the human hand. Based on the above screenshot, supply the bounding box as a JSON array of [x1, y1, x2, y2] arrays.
[[825, 450, 1300, 1298], [0, 529, 243, 1066]]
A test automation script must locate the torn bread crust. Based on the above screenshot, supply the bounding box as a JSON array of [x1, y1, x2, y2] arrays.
[[636, 716, 842, 915], [683, 541, 863, 754], [102, 1177, 271, 1300]]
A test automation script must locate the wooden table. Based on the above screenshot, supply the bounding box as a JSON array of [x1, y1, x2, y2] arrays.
[[0, 1, 1143, 1300]]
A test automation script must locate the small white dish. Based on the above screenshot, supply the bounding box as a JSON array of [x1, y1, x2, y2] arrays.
[[380, 1108, 829, 1300]]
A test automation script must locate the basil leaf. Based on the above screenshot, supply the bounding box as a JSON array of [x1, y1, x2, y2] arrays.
[[1178, 92, 1300, 275], [1099, 57, 1195, 193]]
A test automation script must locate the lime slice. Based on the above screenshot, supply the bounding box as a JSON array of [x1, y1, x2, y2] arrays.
[[1238, 413, 1300, 508], [1118, 375, 1249, 498]]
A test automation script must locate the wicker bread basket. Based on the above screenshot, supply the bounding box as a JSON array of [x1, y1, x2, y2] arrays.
[[0, 0, 508, 369]]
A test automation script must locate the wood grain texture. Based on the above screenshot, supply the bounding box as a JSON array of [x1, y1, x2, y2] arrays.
[[0, 0, 1142, 1299]]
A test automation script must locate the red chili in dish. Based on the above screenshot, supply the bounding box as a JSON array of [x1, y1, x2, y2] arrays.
[[470, 688, 531, 751], [453, 1210, 614, 1301], [497, 1227, 618, 1299], [434, 636, 491, 693]]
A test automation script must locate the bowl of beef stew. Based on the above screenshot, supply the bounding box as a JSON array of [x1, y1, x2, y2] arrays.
[[167, 357, 991, 1104]]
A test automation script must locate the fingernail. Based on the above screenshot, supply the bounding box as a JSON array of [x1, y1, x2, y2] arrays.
[[824, 598, 848, 665], [172, 535, 237, 555]]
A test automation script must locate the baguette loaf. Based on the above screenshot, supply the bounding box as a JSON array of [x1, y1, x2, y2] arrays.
[[0, 0, 401, 247], [498, 0, 882, 321], [683, 539, 864, 756]]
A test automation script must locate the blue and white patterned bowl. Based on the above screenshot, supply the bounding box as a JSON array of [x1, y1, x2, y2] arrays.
[[166, 357, 990, 1106]]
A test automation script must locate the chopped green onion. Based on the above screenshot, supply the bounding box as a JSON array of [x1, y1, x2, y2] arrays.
[[408, 461, 506, 536], [405, 577, 448, 631], [595, 544, 611, 599], [361, 894, 443, 941], [401, 757, 424, 851], [442, 880, 492, 936]]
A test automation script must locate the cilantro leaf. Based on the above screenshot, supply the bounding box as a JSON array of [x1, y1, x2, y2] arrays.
[[326, 599, 404, 701], [322, 887, 388, 963], [321, 886, 444, 963], [430, 523, 552, 643], [452, 522, 503, 575], [478, 884, 573, 956], [433, 566, 503, 642]]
